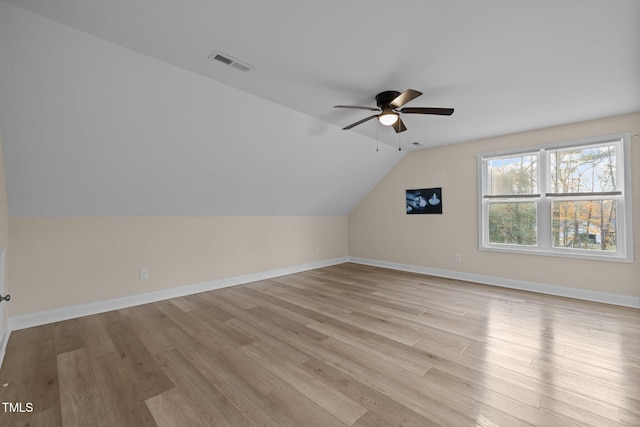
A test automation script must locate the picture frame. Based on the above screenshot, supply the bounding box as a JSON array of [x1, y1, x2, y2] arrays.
[[406, 187, 442, 214]]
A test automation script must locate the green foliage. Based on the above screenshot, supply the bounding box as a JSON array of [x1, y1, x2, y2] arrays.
[[552, 200, 617, 251], [488, 202, 537, 245], [485, 143, 618, 252]]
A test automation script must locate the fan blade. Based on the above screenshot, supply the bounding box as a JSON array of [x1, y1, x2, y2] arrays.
[[343, 115, 378, 130], [390, 89, 422, 108], [334, 105, 380, 111], [391, 117, 407, 133], [400, 107, 454, 116]]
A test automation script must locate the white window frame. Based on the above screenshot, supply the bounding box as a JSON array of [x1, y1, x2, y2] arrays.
[[478, 133, 634, 262]]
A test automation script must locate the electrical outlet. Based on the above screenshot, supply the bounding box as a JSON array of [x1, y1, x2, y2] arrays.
[[315, 246, 320, 254], [139, 268, 149, 280], [455, 254, 462, 263]]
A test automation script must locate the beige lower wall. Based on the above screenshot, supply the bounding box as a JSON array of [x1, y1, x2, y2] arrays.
[[349, 112, 640, 298], [8, 216, 348, 316]]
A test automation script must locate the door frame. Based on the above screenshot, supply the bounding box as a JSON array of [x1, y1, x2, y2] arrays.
[[0, 247, 8, 369]]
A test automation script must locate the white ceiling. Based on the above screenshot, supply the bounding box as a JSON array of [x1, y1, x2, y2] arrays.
[[1, 0, 639, 216], [6, 0, 639, 147]]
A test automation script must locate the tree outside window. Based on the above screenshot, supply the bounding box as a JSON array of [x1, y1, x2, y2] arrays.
[[479, 134, 632, 261]]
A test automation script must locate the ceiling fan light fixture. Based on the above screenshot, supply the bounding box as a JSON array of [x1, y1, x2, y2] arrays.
[[378, 111, 398, 126], [335, 89, 454, 133]]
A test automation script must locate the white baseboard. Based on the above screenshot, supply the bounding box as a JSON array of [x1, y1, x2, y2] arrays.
[[7, 256, 348, 333], [348, 257, 640, 309]]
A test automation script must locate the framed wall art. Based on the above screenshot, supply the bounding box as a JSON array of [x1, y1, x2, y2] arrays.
[[406, 187, 442, 214]]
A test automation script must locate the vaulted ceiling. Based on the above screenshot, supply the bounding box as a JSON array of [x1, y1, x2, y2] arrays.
[[1, 0, 639, 216]]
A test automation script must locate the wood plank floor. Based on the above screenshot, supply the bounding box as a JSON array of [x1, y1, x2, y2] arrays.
[[1, 263, 639, 426]]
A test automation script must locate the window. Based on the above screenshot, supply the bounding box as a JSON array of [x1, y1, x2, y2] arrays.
[[478, 134, 633, 262]]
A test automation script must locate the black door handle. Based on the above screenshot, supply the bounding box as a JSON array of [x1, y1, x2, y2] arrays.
[[0, 295, 9, 302]]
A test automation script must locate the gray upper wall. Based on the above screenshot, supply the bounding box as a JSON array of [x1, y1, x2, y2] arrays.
[[0, 3, 404, 217]]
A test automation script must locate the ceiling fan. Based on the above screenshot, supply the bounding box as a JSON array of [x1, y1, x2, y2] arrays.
[[334, 89, 454, 133]]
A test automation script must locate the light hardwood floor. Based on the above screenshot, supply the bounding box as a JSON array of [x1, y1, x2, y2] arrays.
[[1, 263, 639, 426]]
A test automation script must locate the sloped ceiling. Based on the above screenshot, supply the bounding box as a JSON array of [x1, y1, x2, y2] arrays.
[[1, 0, 639, 216], [0, 2, 404, 216]]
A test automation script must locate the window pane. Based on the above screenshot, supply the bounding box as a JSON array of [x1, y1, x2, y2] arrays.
[[488, 202, 537, 245], [486, 154, 537, 195], [552, 200, 617, 251], [549, 144, 618, 193]]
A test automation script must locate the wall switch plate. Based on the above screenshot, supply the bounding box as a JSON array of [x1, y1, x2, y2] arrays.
[[139, 268, 149, 280], [455, 254, 462, 263]]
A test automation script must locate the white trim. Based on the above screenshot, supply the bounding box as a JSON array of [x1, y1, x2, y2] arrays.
[[7, 257, 348, 332], [0, 247, 6, 370], [0, 328, 9, 370], [478, 133, 634, 263], [348, 257, 640, 309]]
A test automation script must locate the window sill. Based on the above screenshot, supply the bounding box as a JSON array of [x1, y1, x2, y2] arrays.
[[480, 244, 633, 263]]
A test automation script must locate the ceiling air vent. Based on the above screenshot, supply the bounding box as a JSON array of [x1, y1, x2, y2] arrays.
[[208, 50, 253, 72]]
